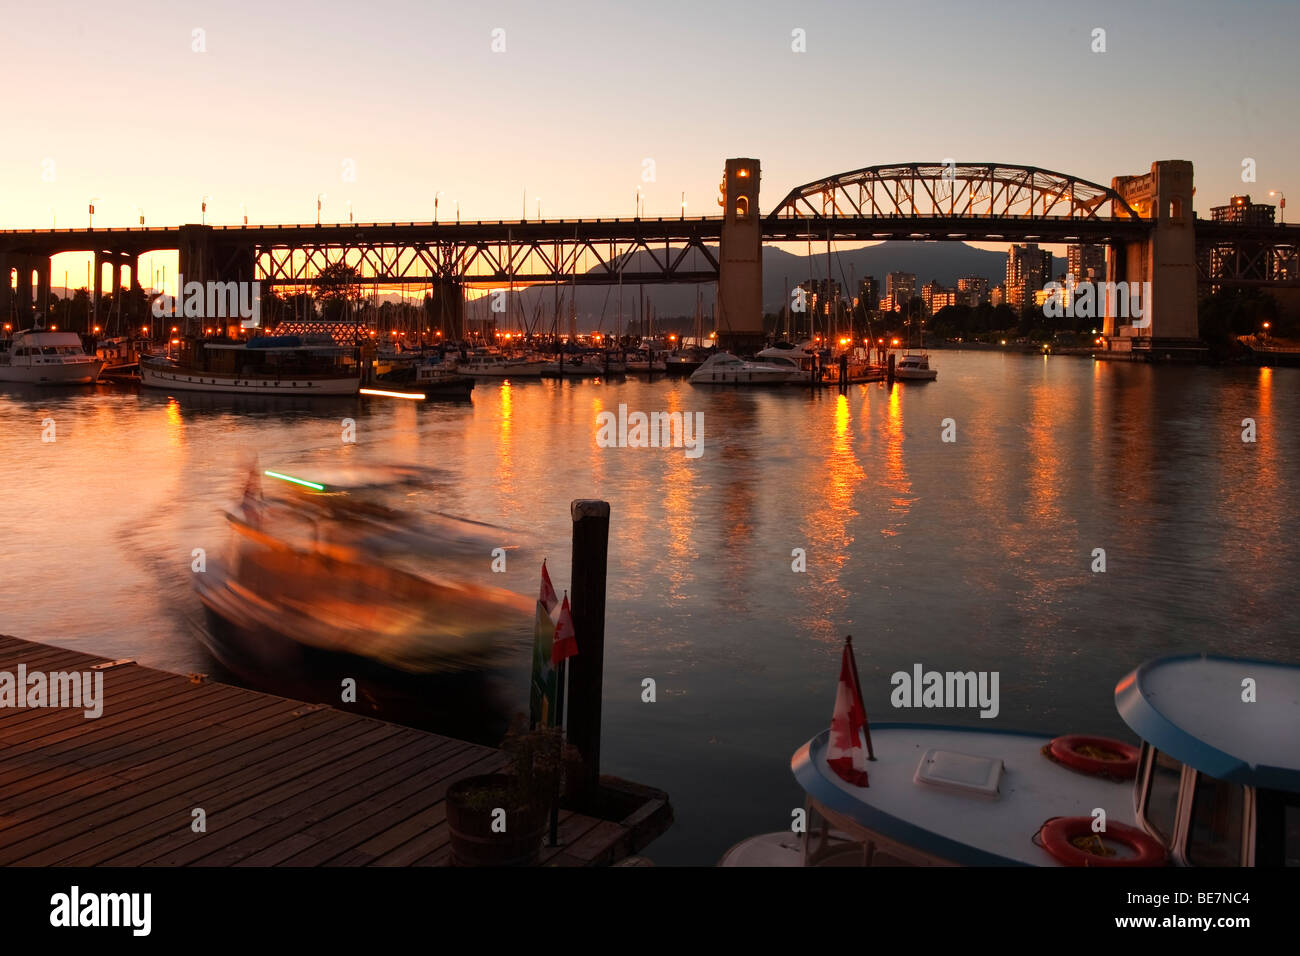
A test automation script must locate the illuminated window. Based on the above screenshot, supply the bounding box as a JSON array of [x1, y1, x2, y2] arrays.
[[737, 168, 749, 178], [735, 196, 749, 220]]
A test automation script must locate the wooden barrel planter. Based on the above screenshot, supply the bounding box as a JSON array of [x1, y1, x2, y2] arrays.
[[446, 774, 550, 867]]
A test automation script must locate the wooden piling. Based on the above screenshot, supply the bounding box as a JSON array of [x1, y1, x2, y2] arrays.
[[887, 352, 896, 385], [567, 499, 609, 811]]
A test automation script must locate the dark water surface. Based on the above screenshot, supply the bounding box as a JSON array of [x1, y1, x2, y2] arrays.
[[2, 351, 1297, 864]]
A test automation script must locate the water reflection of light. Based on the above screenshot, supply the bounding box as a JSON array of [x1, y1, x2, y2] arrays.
[[881, 385, 911, 529], [165, 399, 182, 447], [495, 381, 514, 498], [798, 391, 866, 642], [660, 388, 698, 604]]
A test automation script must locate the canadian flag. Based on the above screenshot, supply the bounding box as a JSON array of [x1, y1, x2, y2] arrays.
[[827, 636, 872, 787], [539, 559, 559, 616], [552, 594, 578, 666]]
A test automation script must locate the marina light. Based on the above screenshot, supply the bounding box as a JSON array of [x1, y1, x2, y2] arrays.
[[264, 470, 327, 491], [891, 338, 899, 346], [360, 388, 425, 400], [93, 326, 100, 333]]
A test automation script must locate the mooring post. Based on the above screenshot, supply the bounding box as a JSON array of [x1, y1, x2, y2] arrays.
[[887, 351, 896, 385], [567, 499, 609, 812]]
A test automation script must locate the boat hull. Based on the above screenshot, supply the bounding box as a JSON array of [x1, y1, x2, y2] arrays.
[[141, 361, 360, 395], [0, 359, 104, 385]]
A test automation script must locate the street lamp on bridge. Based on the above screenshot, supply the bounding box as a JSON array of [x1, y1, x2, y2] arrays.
[[201, 196, 211, 225], [316, 193, 326, 225], [435, 191, 442, 222], [88, 198, 100, 229], [1269, 191, 1286, 224]]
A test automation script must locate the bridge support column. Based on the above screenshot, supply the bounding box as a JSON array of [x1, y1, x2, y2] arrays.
[[1108, 160, 1201, 356], [14, 258, 35, 329], [36, 259, 50, 325], [0, 254, 11, 329], [425, 278, 463, 340], [716, 158, 765, 355], [93, 251, 104, 332]]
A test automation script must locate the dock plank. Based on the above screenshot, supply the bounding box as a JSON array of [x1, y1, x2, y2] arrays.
[[0, 635, 660, 867]]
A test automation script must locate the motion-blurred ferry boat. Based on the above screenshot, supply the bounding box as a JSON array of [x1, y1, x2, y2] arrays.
[[0, 328, 104, 384], [140, 335, 361, 394], [722, 654, 1299, 867], [689, 352, 805, 385], [194, 465, 531, 685]]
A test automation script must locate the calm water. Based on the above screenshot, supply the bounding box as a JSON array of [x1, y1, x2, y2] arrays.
[[2, 352, 1298, 865]]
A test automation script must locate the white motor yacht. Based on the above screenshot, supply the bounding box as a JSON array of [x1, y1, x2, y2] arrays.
[[723, 653, 1300, 867], [0, 328, 104, 384], [456, 353, 546, 378], [754, 341, 818, 377], [688, 352, 805, 385], [895, 352, 938, 381]]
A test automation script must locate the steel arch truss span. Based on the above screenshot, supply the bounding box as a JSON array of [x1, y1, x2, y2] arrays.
[[253, 227, 720, 289], [768, 163, 1140, 222]]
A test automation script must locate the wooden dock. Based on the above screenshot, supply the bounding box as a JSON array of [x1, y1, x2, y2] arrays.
[[0, 635, 670, 867]]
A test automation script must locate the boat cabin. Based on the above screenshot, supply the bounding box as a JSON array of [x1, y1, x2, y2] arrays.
[[758, 655, 1299, 868], [1118, 656, 1300, 867]]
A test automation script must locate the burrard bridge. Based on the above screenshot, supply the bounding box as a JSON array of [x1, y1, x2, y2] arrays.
[[2, 160, 1297, 349]]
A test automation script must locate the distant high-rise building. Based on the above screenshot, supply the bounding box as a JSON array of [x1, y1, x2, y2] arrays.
[[921, 279, 944, 312], [1210, 195, 1275, 225], [886, 272, 916, 306], [990, 284, 1006, 307], [858, 277, 880, 314], [956, 275, 989, 307], [1207, 195, 1280, 284], [1067, 244, 1106, 282], [1005, 244, 1052, 309], [930, 291, 959, 311]]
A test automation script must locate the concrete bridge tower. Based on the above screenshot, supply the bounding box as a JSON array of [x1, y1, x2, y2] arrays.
[[715, 158, 765, 354], [1105, 160, 1200, 354]]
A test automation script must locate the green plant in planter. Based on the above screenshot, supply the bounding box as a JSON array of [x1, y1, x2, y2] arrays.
[[499, 715, 567, 810], [445, 717, 582, 866]]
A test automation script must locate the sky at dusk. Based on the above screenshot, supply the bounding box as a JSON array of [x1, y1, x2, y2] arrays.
[[4, 0, 1297, 285]]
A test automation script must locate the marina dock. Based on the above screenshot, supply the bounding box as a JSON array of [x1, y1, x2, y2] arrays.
[[0, 634, 670, 867]]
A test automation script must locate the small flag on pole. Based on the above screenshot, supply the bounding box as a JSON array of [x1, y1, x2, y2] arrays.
[[827, 635, 872, 787], [552, 594, 577, 666], [539, 559, 558, 615], [529, 560, 559, 728]]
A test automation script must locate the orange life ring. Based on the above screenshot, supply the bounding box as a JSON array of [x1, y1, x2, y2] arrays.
[[1045, 734, 1139, 780], [1038, 817, 1167, 867]]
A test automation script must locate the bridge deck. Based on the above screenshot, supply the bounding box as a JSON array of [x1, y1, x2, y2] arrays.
[[0, 635, 669, 867]]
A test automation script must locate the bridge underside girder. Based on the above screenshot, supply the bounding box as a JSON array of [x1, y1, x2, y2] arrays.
[[255, 236, 720, 288], [1196, 237, 1299, 289]]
